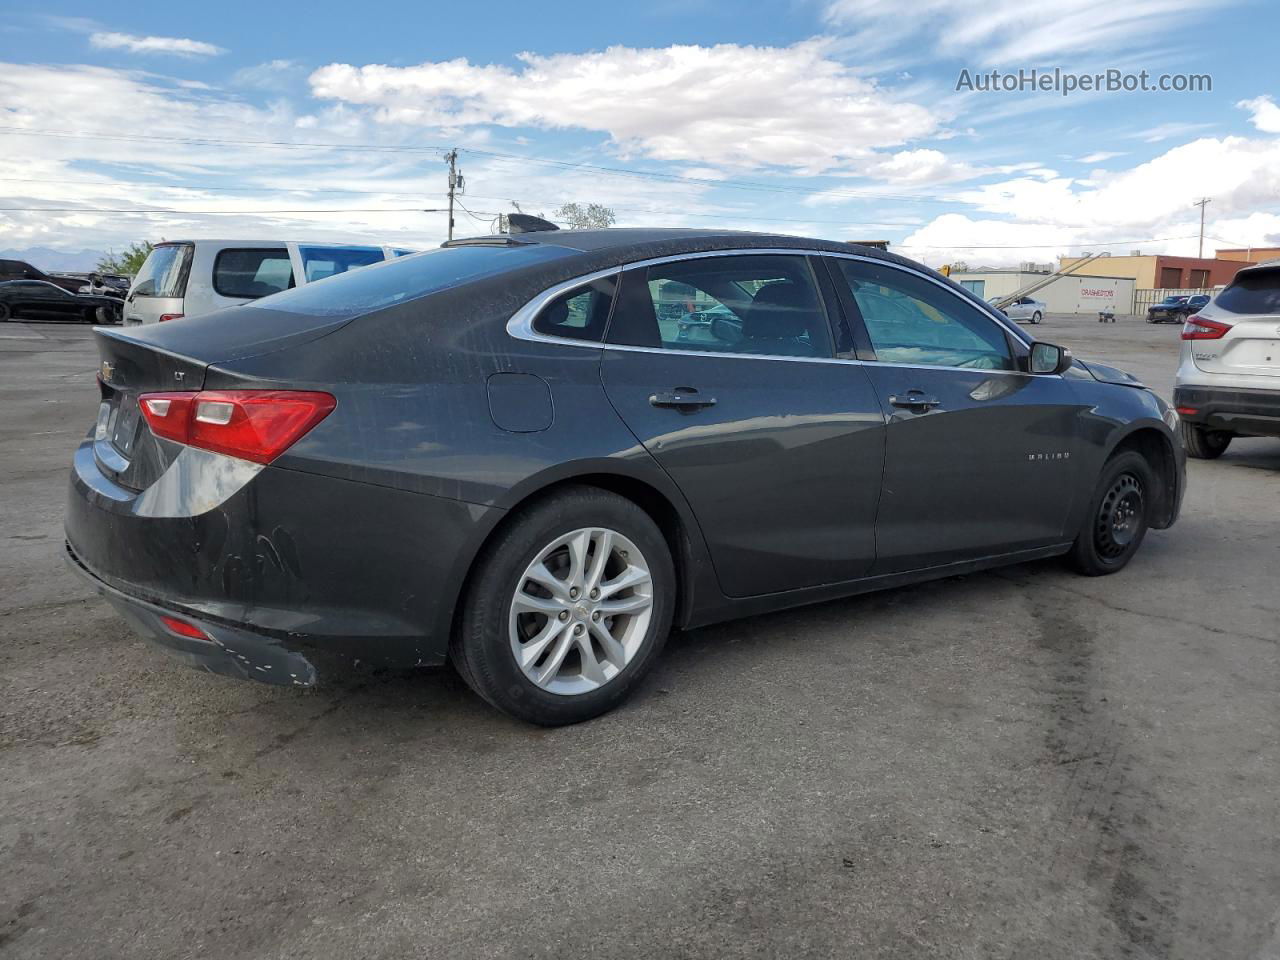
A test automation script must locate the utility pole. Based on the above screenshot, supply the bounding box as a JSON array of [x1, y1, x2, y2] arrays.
[[445, 149, 463, 241], [1194, 197, 1211, 259]]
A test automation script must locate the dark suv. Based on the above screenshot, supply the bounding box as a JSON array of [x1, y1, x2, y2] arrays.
[[0, 259, 87, 295]]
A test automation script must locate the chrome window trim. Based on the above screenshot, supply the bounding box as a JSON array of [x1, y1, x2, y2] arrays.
[[504, 247, 1038, 371]]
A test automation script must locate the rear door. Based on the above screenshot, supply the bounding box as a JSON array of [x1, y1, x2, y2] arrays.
[[124, 242, 192, 326], [826, 256, 1086, 574], [599, 252, 886, 597]]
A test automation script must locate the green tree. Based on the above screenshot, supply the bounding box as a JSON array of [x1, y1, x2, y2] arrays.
[[553, 202, 617, 229], [96, 241, 153, 276]]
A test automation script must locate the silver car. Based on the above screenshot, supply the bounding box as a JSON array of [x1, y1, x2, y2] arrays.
[[1173, 259, 1280, 458], [997, 296, 1045, 324]]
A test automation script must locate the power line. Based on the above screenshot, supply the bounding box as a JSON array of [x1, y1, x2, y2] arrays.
[[0, 125, 969, 205], [0, 125, 450, 155], [896, 235, 1199, 250], [0, 176, 430, 197], [0, 206, 445, 214]]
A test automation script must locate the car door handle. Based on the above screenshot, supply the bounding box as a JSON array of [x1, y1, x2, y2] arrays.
[[649, 390, 717, 410], [888, 393, 941, 412]]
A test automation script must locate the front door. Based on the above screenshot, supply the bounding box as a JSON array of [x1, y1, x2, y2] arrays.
[[825, 256, 1087, 575], [599, 253, 886, 598]]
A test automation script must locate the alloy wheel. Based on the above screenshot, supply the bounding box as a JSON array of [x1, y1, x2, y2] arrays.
[[508, 527, 654, 695], [1095, 473, 1144, 561]]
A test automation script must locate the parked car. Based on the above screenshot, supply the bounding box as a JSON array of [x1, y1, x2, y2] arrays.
[[66, 229, 1184, 726], [0, 258, 88, 294], [674, 304, 736, 339], [1174, 259, 1280, 458], [1147, 294, 1209, 323], [0, 280, 122, 323], [123, 240, 416, 326], [1001, 296, 1046, 324], [79, 273, 131, 298]]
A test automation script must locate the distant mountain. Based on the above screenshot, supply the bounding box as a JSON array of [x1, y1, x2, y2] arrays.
[[0, 247, 106, 273]]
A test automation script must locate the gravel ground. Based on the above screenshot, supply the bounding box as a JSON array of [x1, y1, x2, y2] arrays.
[[2, 315, 1278, 959]]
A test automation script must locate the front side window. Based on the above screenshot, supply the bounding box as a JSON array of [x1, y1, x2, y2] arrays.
[[610, 254, 832, 359], [131, 244, 191, 298], [532, 276, 616, 342], [834, 259, 1013, 371], [298, 245, 386, 283], [213, 248, 294, 298]]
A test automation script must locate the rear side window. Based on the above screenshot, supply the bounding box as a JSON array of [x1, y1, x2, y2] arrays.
[[131, 244, 191, 298], [608, 254, 833, 359], [1214, 269, 1280, 314], [298, 245, 386, 283], [532, 277, 616, 341], [214, 248, 294, 299]]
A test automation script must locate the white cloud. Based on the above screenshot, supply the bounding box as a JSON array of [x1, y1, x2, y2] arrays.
[[1238, 95, 1280, 134], [1077, 151, 1125, 164], [822, 0, 1239, 67], [899, 133, 1280, 266], [1127, 121, 1215, 143], [309, 40, 942, 173], [89, 31, 224, 57], [232, 59, 304, 90]]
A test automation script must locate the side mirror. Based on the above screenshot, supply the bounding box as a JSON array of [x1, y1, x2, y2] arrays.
[[710, 315, 743, 345], [1030, 341, 1073, 375]]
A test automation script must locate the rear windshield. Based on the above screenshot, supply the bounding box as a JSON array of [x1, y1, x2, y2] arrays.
[[1214, 268, 1280, 315], [131, 244, 191, 298], [248, 242, 571, 317], [299, 245, 386, 282]]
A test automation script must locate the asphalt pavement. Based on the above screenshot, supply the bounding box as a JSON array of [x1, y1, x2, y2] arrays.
[[2, 315, 1278, 959]]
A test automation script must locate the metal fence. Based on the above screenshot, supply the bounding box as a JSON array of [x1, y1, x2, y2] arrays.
[[1134, 287, 1215, 314]]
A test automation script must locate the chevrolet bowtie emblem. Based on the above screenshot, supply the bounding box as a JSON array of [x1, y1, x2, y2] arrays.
[[100, 361, 115, 383]]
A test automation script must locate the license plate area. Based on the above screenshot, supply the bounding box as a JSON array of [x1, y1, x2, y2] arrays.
[[109, 391, 141, 459]]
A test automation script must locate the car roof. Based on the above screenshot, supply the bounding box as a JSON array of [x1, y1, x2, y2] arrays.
[[453, 226, 873, 256]]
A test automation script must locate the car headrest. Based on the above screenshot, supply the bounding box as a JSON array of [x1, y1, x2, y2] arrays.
[[743, 281, 815, 340]]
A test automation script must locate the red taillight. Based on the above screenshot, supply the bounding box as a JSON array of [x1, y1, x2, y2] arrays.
[[158, 313, 184, 323], [1181, 315, 1231, 340], [1175, 406, 1198, 416], [138, 390, 336, 464], [159, 615, 208, 640]]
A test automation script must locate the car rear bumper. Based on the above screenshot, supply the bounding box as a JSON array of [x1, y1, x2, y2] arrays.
[[65, 436, 500, 683], [1174, 384, 1280, 437], [66, 542, 327, 685]]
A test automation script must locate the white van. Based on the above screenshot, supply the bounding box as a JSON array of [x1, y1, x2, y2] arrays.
[[123, 240, 415, 326]]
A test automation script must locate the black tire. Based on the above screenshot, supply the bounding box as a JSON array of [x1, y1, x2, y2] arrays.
[[1180, 420, 1231, 459], [451, 486, 675, 726], [0, 303, 9, 321], [1068, 451, 1154, 576], [1031, 312, 1042, 324]]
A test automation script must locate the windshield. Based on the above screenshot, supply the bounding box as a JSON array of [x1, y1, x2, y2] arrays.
[[248, 242, 572, 317], [131, 244, 191, 298]]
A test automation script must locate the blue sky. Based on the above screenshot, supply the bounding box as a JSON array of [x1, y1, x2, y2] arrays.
[[2, 0, 1278, 268]]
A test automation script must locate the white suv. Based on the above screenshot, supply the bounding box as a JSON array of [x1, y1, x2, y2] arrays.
[[123, 240, 415, 326], [1174, 259, 1280, 458]]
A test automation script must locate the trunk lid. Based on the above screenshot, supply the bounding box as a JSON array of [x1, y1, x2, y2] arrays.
[[94, 329, 210, 491], [92, 303, 353, 491]]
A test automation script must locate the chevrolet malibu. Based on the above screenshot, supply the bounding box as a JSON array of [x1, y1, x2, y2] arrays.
[[65, 229, 1185, 725]]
